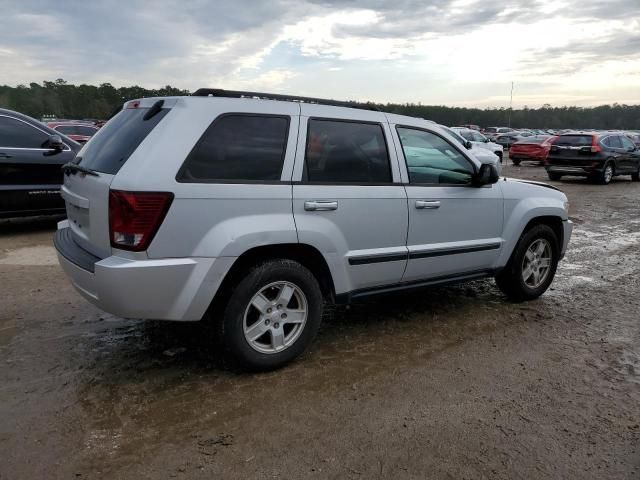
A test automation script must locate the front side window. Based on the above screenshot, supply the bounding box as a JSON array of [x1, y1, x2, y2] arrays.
[[305, 119, 391, 183], [0, 116, 49, 148], [458, 130, 474, 141], [178, 114, 289, 182], [397, 127, 474, 185], [620, 136, 635, 150], [472, 132, 487, 142]]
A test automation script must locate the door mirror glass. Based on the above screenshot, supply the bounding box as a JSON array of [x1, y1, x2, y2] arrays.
[[45, 134, 65, 151], [473, 163, 499, 186]]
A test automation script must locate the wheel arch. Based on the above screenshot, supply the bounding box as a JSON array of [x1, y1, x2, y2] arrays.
[[213, 243, 336, 305]]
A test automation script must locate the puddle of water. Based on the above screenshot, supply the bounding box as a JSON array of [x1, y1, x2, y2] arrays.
[[0, 246, 58, 266], [0, 322, 18, 347]]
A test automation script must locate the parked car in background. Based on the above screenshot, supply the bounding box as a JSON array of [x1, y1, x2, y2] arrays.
[[545, 132, 640, 184], [451, 127, 504, 162], [483, 126, 513, 141], [509, 136, 555, 166], [47, 122, 99, 144], [459, 124, 480, 131], [1, 108, 81, 218], [440, 126, 502, 173], [54, 89, 572, 371], [495, 132, 525, 149]]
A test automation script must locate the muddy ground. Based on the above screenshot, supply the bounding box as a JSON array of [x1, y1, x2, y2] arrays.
[[1, 161, 639, 479]]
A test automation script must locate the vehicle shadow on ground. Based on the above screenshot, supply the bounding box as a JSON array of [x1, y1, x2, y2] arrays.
[[0, 215, 64, 236], [83, 278, 517, 381]]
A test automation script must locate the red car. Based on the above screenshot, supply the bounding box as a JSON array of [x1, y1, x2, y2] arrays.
[[46, 122, 99, 144], [509, 136, 557, 166]]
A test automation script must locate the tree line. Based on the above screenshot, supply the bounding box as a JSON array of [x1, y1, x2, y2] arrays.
[[1, 79, 638, 130]]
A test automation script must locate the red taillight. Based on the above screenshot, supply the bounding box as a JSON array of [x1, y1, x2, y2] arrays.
[[591, 136, 601, 153], [109, 190, 173, 251]]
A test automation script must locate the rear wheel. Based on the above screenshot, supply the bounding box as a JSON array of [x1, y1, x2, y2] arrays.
[[496, 151, 503, 163], [597, 162, 614, 184], [632, 165, 640, 181], [512, 158, 521, 166], [495, 224, 559, 302], [547, 172, 562, 181], [216, 259, 323, 371]]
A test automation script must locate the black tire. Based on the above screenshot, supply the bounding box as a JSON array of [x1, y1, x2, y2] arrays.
[[496, 151, 503, 163], [597, 161, 614, 185], [495, 224, 559, 302], [547, 172, 562, 181], [512, 158, 521, 166], [217, 259, 323, 371], [631, 165, 640, 182]]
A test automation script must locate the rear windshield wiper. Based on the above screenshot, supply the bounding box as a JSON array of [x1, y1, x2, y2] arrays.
[[62, 162, 100, 177]]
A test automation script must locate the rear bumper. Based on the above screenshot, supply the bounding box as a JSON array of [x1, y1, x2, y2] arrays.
[[54, 226, 235, 321], [561, 220, 572, 259], [546, 158, 605, 176]]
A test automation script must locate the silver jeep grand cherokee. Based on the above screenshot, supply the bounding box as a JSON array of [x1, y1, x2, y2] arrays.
[[55, 89, 572, 371]]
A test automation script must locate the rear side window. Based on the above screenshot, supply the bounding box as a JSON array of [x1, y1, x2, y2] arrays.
[[607, 136, 622, 148], [178, 114, 289, 182], [77, 107, 169, 174], [0, 116, 49, 148], [305, 119, 391, 183], [554, 135, 593, 147]]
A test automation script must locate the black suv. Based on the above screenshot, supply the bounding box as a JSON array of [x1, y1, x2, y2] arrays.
[[545, 133, 640, 185], [0, 108, 80, 218]]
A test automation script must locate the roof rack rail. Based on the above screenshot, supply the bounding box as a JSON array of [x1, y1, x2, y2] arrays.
[[191, 88, 380, 112]]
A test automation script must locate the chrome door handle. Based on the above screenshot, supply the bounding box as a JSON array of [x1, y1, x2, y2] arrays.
[[415, 200, 441, 209], [304, 200, 338, 211]]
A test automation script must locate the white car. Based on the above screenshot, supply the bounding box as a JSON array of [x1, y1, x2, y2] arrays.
[[452, 127, 504, 162]]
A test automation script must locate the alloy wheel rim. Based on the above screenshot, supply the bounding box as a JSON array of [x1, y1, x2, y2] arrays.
[[522, 239, 552, 289], [605, 165, 613, 182], [243, 281, 308, 354]]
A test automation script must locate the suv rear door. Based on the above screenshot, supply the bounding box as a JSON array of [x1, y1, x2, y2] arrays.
[[62, 99, 172, 258], [390, 121, 503, 282], [292, 105, 408, 293]]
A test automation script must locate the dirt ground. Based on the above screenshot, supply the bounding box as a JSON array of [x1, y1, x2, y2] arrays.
[[1, 161, 639, 479]]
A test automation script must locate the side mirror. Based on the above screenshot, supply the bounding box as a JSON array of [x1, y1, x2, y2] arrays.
[[464, 140, 473, 150], [44, 134, 65, 151], [473, 163, 500, 187]]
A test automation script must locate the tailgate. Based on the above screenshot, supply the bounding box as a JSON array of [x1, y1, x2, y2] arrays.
[[61, 172, 114, 259], [59, 98, 173, 259]]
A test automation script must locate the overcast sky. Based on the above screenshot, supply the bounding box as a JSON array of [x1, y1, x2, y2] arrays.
[[2, 0, 639, 107]]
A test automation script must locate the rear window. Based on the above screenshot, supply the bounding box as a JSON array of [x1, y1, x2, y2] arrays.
[[178, 114, 290, 182], [77, 107, 169, 174], [553, 135, 593, 147], [484, 127, 497, 133]]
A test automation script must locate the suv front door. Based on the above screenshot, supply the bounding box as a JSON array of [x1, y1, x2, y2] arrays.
[[292, 106, 408, 294], [391, 123, 504, 282]]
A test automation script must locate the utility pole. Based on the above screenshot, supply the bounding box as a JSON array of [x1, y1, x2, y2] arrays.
[[508, 81, 514, 128]]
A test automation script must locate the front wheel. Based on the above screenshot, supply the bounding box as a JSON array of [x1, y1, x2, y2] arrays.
[[495, 224, 559, 302], [217, 259, 323, 371], [496, 152, 503, 163], [547, 172, 562, 181], [512, 158, 521, 166], [632, 165, 640, 181]]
